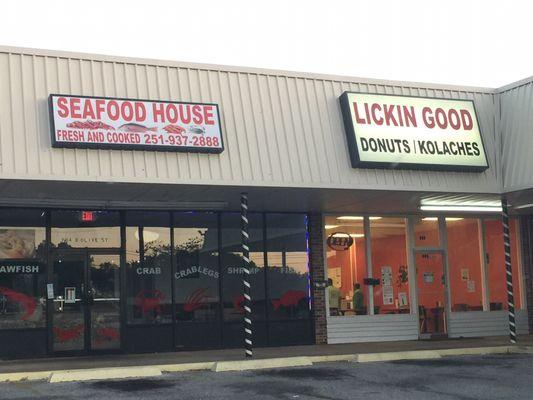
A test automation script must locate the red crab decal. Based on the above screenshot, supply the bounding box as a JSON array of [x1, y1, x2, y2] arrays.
[[233, 294, 245, 311], [53, 324, 84, 343], [183, 288, 209, 312], [134, 289, 164, 316], [0, 286, 37, 320], [272, 290, 307, 310], [94, 327, 120, 344]]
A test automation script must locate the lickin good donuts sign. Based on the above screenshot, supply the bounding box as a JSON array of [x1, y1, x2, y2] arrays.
[[49, 94, 223, 153], [339, 92, 488, 171]]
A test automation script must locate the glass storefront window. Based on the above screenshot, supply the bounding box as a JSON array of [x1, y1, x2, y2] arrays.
[[414, 217, 440, 247], [484, 218, 522, 310], [324, 215, 367, 316], [51, 210, 120, 248], [220, 213, 265, 321], [447, 218, 484, 312], [371, 217, 410, 314], [0, 209, 47, 329], [174, 212, 219, 322], [266, 214, 310, 320], [126, 212, 172, 324]]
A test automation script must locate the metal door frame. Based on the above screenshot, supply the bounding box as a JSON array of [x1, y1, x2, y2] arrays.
[[409, 215, 451, 339], [413, 248, 449, 338], [49, 248, 122, 355]]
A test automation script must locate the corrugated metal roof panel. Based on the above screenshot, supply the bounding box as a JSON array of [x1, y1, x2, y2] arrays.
[[0, 49, 501, 194], [500, 82, 533, 192]]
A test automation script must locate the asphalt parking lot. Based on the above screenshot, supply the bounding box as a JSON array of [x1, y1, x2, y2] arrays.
[[1, 353, 532, 400]]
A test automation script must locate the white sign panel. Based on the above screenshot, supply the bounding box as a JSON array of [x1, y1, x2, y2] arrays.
[[49, 94, 223, 153], [339, 92, 488, 171]]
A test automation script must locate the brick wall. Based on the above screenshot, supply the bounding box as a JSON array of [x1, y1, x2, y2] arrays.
[[308, 213, 327, 344], [520, 216, 533, 333]]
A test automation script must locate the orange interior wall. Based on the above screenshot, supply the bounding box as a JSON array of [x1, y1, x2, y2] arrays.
[[327, 238, 367, 305], [415, 253, 445, 309], [371, 234, 409, 312], [446, 220, 483, 309], [484, 219, 521, 309], [326, 218, 522, 313]]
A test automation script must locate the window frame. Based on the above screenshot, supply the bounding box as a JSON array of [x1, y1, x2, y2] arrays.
[[323, 213, 527, 319]]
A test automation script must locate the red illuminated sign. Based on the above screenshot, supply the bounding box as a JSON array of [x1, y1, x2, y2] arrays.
[[79, 211, 95, 222]]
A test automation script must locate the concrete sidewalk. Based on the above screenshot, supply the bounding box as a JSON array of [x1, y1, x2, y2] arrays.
[[1, 335, 532, 382]]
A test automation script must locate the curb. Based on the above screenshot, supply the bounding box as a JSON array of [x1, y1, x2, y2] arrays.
[[0, 345, 530, 383], [356, 350, 442, 363], [49, 366, 162, 383], [213, 357, 312, 372]]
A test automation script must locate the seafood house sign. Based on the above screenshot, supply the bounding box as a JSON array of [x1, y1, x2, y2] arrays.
[[339, 92, 489, 171], [49, 95, 224, 153]]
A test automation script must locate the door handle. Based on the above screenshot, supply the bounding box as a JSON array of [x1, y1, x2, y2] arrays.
[[85, 285, 96, 305]]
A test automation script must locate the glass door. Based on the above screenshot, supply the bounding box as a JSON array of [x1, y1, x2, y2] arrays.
[[415, 251, 448, 338], [52, 251, 121, 353], [89, 254, 121, 350], [52, 253, 87, 352]]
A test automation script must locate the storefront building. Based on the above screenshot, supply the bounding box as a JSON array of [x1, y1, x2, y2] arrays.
[[0, 46, 532, 358]]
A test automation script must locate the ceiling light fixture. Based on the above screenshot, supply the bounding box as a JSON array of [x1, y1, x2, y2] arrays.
[[336, 216, 382, 221], [420, 205, 502, 213], [422, 217, 464, 221]]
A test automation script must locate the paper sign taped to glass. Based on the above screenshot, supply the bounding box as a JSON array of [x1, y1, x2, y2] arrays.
[[65, 287, 76, 304]]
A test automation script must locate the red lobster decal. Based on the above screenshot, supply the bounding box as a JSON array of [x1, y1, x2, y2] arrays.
[[54, 324, 84, 343], [134, 289, 164, 316], [183, 288, 209, 312], [272, 290, 307, 310], [0, 286, 37, 320]]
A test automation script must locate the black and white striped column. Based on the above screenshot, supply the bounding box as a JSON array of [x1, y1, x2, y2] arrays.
[[502, 198, 517, 344], [241, 193, 253, 357]]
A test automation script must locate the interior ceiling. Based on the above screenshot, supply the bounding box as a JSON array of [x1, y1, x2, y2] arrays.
[[0, 179, 512, 215]]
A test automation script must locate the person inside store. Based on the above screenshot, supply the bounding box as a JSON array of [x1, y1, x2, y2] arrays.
[[353, 282, 365, 315], [327, 279, 340, 316]]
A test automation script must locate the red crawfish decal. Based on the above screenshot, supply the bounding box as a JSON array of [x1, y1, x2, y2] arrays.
[[0, 286, 37, 320], [272, 290, 307, 310], [233, 294, 245, 311], [66, 120, 115, 130], [183, 288, 209, 312], [134, 289, 164, 316], [163, 124, 186, 135], [54, 324, 84, 343]]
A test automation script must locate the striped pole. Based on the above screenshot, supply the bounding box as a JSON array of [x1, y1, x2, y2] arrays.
[[241, 193, 253, 357], [502, 198, 517, 344]]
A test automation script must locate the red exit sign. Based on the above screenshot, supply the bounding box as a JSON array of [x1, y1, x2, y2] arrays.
[[79, 211, 96, 222]]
